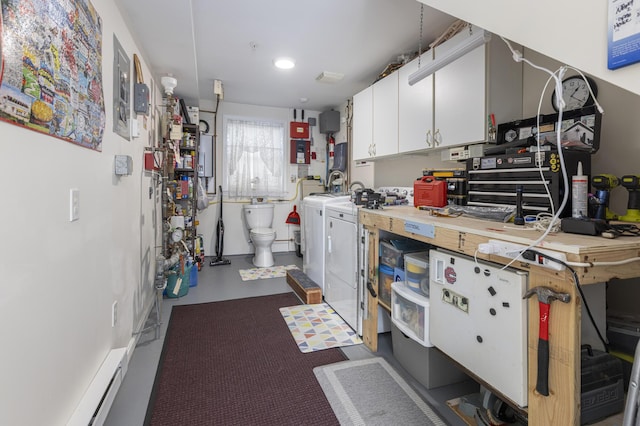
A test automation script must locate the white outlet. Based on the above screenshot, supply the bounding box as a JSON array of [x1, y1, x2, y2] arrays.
[[69, 189, 79, 222], [112, 301, 118, 327]]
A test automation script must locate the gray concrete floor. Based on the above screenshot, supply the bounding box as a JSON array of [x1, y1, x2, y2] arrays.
[[105, 252, 477, 426]]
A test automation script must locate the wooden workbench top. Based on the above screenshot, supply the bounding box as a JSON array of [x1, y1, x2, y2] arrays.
[[360, 205, 640, 254], [359, 205, 640, 283]]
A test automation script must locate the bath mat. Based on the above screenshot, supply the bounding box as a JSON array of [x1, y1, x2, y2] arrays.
[[314, 357, 447, 426], [238, 264, 299, 281], [279, 303, 362, 353]]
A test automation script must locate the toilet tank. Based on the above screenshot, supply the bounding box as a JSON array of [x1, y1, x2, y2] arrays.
[[243, 203, 274, 229]]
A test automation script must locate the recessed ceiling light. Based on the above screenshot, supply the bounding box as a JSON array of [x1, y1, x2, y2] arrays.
[[274, 57, 295, 69]]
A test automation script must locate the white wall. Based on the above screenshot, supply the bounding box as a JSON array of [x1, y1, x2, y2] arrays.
[[0, 0, 158, 424], [418, 0, 640, 97], [520, 47, 640, 216]]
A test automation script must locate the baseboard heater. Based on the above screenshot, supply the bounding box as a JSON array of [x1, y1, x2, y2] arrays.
[[67, 347, 128, 426]]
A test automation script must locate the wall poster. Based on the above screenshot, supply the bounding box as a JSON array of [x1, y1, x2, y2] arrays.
[[0, 0, 105, 151], [608, 0, 640, 70]]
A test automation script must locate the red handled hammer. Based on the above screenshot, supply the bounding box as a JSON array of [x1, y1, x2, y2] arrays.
[[523, 286, 571, 396]]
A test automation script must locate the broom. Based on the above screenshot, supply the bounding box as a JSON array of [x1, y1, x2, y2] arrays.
[[286, 205, 301, 225]]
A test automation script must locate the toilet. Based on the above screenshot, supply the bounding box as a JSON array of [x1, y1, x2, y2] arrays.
[[243, 203, 276, 267]]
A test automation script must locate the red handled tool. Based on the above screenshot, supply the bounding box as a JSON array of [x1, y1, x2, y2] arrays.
[[523, 286, 570, 396]]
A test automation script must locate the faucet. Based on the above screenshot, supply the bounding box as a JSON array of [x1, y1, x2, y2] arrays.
[[328, 170, 345, 193], [349, 181, 365, 191]]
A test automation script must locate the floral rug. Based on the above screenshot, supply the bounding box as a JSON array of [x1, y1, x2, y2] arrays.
[[238, 265, 299, 281], [279, 303, 362, 353]]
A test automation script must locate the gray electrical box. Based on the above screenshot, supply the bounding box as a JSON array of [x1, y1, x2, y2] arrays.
[[319, 110, 340, 134], [134, 83, 149, 115]]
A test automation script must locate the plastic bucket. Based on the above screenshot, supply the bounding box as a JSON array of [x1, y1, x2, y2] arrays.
[[166, 266, 190, 298]]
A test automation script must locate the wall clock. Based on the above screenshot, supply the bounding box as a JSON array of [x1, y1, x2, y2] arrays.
[[551, 75, 598, 112]]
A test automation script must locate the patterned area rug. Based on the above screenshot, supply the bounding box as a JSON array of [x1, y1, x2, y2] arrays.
[[280, 303, 362, 353], [238, 265, 299, 281]]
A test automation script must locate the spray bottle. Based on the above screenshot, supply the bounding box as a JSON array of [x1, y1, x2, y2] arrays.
[[572, 161, 588, 218]]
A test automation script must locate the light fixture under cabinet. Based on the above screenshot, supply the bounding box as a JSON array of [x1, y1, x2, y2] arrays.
[[408, 28, 491, 86]]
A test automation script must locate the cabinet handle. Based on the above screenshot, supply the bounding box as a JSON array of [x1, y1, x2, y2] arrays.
[[372, 144, 376, 156], [426, 130, 432, 147], [327, 235, 332, 253], [434, 129, 441, 146], [366, 281, 377, 298]]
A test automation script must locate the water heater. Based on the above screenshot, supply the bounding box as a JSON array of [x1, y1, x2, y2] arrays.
[[319, 110, 340, 134]]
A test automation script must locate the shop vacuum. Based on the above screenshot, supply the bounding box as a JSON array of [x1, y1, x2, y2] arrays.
[[210, 185, 231, 267]]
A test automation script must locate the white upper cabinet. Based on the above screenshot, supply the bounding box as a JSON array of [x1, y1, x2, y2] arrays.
[[398, 52, 434, 153], [353, 85, 373, 161], [433, 33, 486, 148], [372, 71, 399, 158], [354, 26, 522, 160], [431, 27, 522, 149]]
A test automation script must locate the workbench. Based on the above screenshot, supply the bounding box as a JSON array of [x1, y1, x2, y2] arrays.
[[359, 205, 640, 426]]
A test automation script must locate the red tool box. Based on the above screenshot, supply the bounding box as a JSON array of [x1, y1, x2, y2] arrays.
[[413, 176, 447, 208]]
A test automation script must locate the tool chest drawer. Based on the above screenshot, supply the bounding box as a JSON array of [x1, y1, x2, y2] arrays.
[[466, 150, 590, 217]]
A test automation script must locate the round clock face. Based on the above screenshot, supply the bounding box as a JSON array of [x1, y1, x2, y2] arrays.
[[552, 76, 598, 112]]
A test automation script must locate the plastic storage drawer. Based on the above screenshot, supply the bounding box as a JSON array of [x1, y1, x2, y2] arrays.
[[404, 251, 429, 297], [391, 282, 432, 347]]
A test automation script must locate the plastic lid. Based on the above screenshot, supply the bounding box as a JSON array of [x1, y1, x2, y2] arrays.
[[251, 227, 275, 235], [379, 264, 394, 274]]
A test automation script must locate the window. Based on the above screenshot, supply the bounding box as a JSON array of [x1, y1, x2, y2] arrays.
[[222, 116, 286, 198]]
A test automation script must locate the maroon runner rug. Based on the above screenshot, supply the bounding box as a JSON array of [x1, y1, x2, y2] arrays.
[[144, 292, 345, 426]]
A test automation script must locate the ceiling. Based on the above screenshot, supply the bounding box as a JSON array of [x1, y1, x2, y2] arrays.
[[114, 0, 456, 112]]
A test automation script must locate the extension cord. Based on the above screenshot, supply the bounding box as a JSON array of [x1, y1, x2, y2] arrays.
[[478, 240, 566, 271]]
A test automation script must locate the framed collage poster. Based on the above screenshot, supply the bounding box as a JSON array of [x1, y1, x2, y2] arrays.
[[0, 0, 105, 150]]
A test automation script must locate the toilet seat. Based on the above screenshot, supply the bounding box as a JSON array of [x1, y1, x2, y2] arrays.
[[251, 227, 275, 236]]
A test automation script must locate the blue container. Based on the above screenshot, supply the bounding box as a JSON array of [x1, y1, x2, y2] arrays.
[[189, 262, 198, 287], [379, 264, 394, 306]]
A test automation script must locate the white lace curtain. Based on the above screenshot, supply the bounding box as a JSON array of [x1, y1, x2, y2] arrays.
[[223, 116, 285, 199]]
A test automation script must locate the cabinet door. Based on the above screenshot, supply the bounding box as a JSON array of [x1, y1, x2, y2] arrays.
[[372, 71, 399, 158], [398, 53, 434, 153], [353, 86, 373, 161], [434, 33, 486, 148]]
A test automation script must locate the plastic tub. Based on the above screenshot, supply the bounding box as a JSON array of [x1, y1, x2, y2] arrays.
[[379, 264, 394, 306]]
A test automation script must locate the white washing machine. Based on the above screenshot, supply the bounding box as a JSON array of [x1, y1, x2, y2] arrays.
[[302, 194, 351, 293], [325, 201, 359, 331]]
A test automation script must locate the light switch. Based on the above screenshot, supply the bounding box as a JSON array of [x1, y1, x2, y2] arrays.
[[70, 189, 79, 222]]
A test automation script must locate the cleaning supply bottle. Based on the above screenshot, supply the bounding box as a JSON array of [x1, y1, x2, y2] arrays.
[[572, 161, 588, 218]]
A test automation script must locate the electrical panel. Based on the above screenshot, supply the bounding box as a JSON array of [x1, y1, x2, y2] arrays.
[[290, 139, 310, 164], [134, 83, 149, 115]]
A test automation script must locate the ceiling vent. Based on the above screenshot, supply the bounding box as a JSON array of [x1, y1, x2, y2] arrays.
[[316, 71, 344, 83]]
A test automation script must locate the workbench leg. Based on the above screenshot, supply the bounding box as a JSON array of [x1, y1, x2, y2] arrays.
[[526, 270, 580, 426], [362, 227, 379, 352]]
